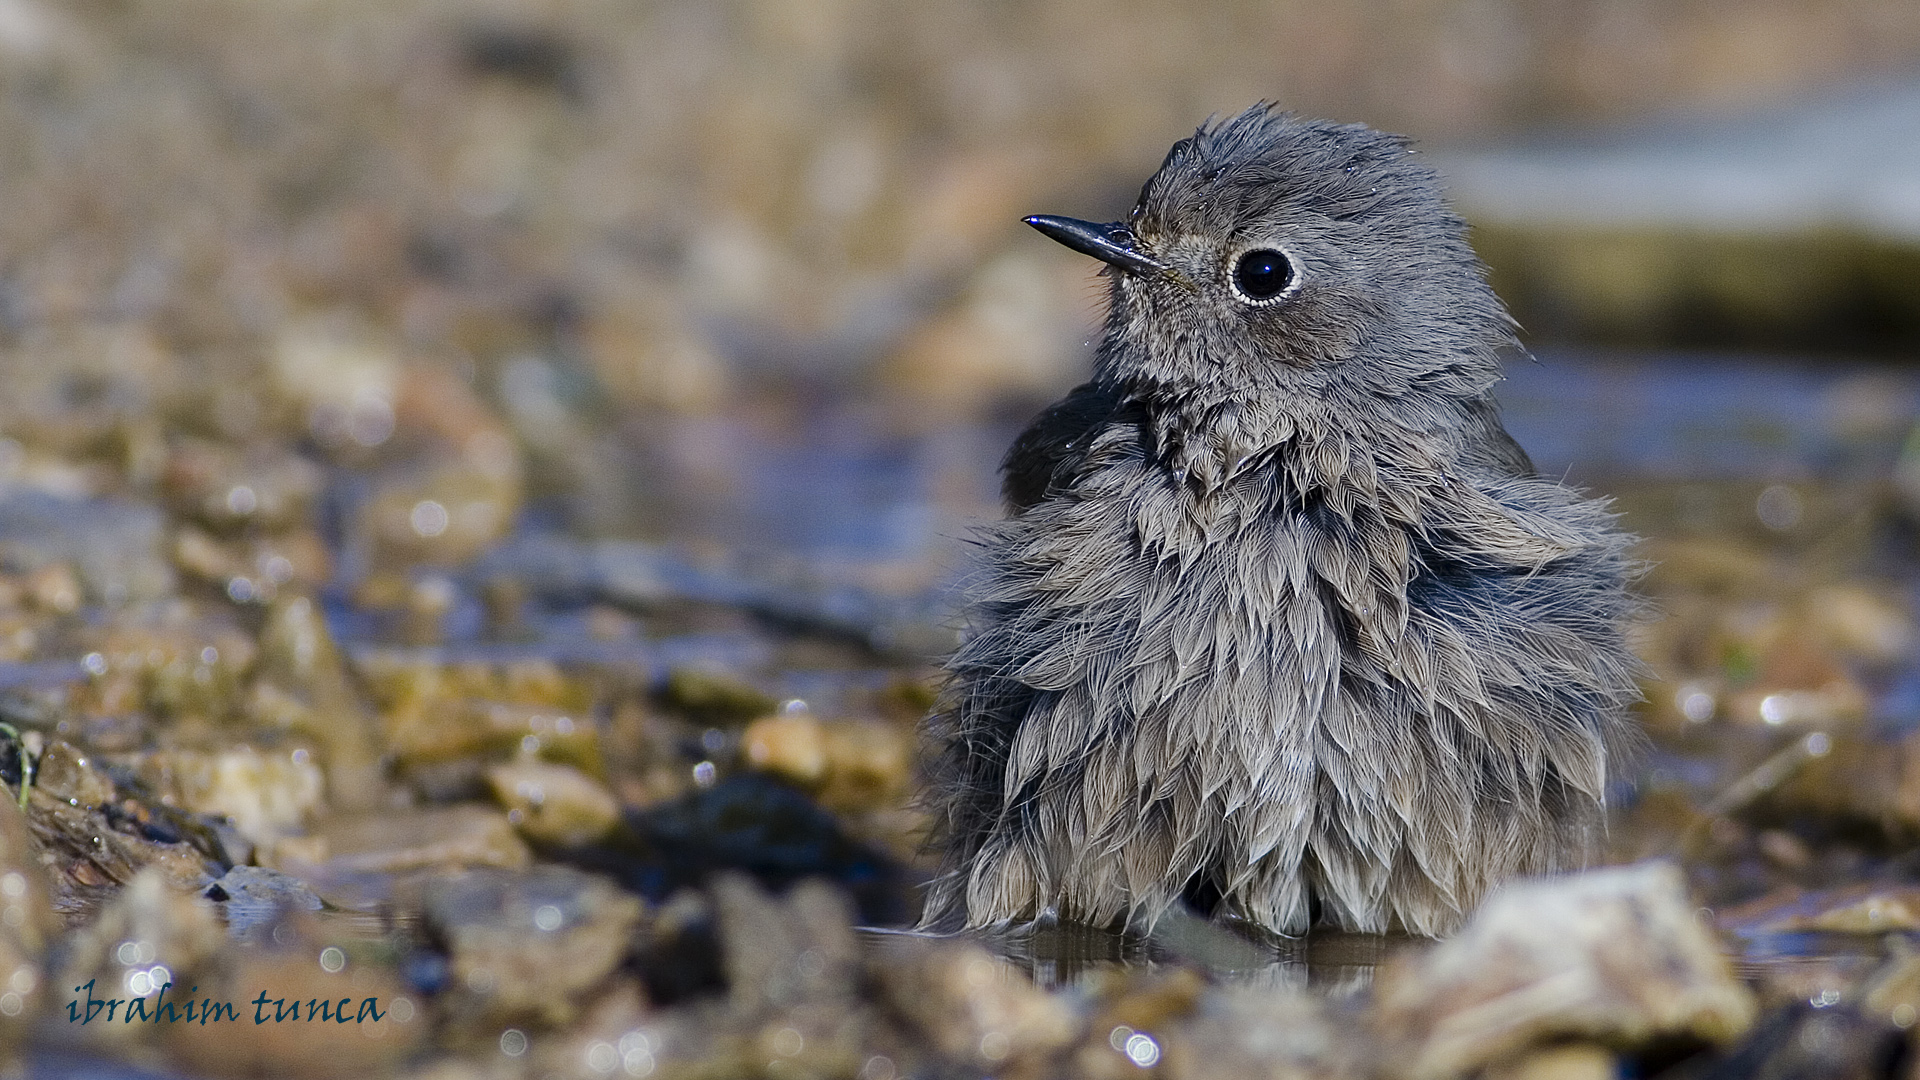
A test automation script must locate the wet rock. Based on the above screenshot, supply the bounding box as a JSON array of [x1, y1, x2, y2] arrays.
[[1372, 863, 1755, 1079], [0, 492, 173, 606], [484, 757, 620, 848], [171, 526, 330, 601], [27, 784, 220, 915], [35, 740, 115, 809], [425, 866, 642, 1029], [1759, 728, 1920, 836], [136, 747, 324, 850], [23, 563, 79, 615], [1160, 985, 1359, 1080], [202, 865, 324, 938], [871, 935, 1079, 1074], [285, 805, 530, 876], [679, 872, 869, 1077], [1804, 585, 1916, 667]]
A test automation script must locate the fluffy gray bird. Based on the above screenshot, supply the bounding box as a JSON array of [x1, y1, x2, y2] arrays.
[[921, 106, 1642, 938]]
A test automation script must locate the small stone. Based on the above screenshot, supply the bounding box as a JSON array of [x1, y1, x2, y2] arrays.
[[55, 867, 227, 1051], [742, 713, 828, 786], [252, 594, 382, 810], [710, 873, 859, 1016], [1161, 986, 1357, 1080], [872, 936, 1080, 1071], [1372, 863, 1755, 1079], [425, 866, 643, 1029], [660, 668, 777, 726], [137, 746, 325, 849], [0, 492, 173, 606], [203, 865, 324, 938], [23, 562, 79, 614], [485, 758, 620, 847], [289, 805, 530, 876], [1481, 1044, 1617, 1080], [34, 739, 115, 808], [1719, 883, 1920, 935], [0, 796, 55, 1046], [166, 928, 424, 1077]]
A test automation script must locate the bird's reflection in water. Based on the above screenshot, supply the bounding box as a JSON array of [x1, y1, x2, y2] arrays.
[[943, 908, 1426, 993]]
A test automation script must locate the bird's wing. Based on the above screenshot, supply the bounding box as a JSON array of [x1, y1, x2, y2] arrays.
[[1000, 380, 1126, 513], [1459, 395, 1536, 478]]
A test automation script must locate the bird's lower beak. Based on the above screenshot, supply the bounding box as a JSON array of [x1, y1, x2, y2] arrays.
[[1024, 215, 1178, 282]]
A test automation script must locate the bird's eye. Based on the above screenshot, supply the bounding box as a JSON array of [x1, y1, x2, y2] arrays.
[[1230, 248, 1296, 304]]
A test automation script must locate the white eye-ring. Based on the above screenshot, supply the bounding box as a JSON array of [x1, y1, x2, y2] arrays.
[[1228, 247, 1299, 305]]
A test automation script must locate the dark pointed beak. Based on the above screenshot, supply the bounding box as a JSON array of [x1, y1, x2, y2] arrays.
[[1024, 215, 1172, 279]]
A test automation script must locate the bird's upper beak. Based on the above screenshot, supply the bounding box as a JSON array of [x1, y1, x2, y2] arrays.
[[1024, 215, 1189, 288]]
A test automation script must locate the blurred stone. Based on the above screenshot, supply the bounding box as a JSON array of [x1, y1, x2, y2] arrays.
[[136, 747, 324, 849], [630, 772, 907, 923], [741, 713, 828, 786], [698, 873, 870, 1076], [425, 866, 642, 1029], [1804, 585, 1916, 667], [526, 978, 655, 1080], [161, 438, 323, 535], [286, 805, 530, 876], [883, 249, 1085, 415], [55, 867, 228, 1051], [202, 865, 324, 938], [167, 925, 425, 1078], [1861, 946, 1920, 1028], [34, 739, 114, 808], [1673, 1003, 1900, 1080], [871, 935, 1079, 1073], [1160, 985, 1358, 1080], [580, 289, 729, 413], [743, 712, 913, 813], [1719, 883, 1920, 935], [484, 757, 620, 847], [1073, 967, 1205, 1079], [711, 872, 859, 1014], [1760, 727, 1920, 836], [27, 784, 220, 908], [22, 562, 78, 615], [660, 668, 777, 726], [1373, 863, 1755, 1079], [1481, 1045, 1617, 1080], [251, 594, 382, 810], [0, 493, 172, 606], [0, 795, 54, 1047]]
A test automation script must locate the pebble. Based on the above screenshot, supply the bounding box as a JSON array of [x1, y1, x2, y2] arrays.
[[1372, 863, 1755, 1079], [425, 866, 643, 1029], [287, 805, 530, 877], [484, 758, 621, 848]]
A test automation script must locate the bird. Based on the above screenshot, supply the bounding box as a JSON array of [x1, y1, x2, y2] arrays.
[[919, 105, 1642, 938]]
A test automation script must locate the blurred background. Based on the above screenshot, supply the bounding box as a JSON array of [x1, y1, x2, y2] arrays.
[[11, 2, 1920, 1072]]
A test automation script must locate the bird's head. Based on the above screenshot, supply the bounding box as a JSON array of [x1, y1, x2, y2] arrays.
[[1028, 105, 1516, 408]]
